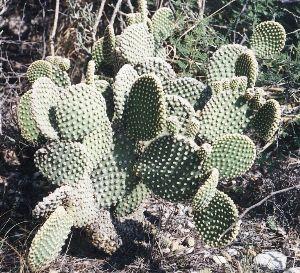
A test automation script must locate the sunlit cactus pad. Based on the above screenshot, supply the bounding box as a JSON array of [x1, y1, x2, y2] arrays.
[[250, 21, 286, 58]]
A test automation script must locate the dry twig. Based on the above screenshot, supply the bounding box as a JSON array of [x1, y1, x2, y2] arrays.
[[219, 184, 300, 240], [50, 0, 60, 56], [110, 0, 123, 26], [92, 0, 107, 42]]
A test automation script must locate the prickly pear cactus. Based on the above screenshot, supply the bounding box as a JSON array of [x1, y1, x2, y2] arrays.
[[18, 7, 285, 271]]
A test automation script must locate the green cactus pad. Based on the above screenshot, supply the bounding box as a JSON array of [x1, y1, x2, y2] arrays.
[[56, 83, 107, 141], [27, 60, 53, 83], [114, 183, 150, 217], [91, 133, 137, 207], [85, 60, 96, 85], [34, 141, 92, 185], [207, 44, 248, 85], [28, 206, 73, 272], [250, 21, 286, 58], [203, 134, 256, 179], [154, 45, 167, 59], [30, 77, 60, 140], [186, 116, 201, 139], [166, 94, 196, 134], [94, 79, 114, 120], [193, 190, 240, 247], [116, 23, 155, 65], [192, 168, 219, 211], [135, 134, 203, 202], [138, 0, 148, 22], [166, 115, 180, 135], [126, 12, 143, 25], [92, 37, 104, 68], [124, 74, 167, 141], [235, 51, 258, 88], [45, 56, 70, 71], [82, 122, 114, 168], [229, 76, 248, 91], [112, 64, 138, 123], [135, 57, 176, 89], [51, 64, 71, 87], [103, 25, 116, 64], [17, 90, 41, 143], [197, 86, 252, 142], [165, 77, 207, 108], [252, 99, 281, 141], [151, 7, 174, 44]]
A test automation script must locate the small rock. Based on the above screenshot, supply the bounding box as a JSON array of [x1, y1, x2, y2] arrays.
[[212, 255, 228, 265], [227, 248, 239, 256], [284, 268, 300, 273], [254, 251, 287, 271], [183, 237, 195, 247], [162, 247, 171, 254], [171, 241, 180, 252]]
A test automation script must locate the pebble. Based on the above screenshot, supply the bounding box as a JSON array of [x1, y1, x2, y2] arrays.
[[284, 268, 300, 273], [227, 248, 239, 256], [254, 251, 287, 271], [212, 255, 228, 265], [183, 237, 195, 247]]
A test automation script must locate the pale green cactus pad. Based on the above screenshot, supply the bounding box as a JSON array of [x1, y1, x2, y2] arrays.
[[235, 50, 258, 87], [30, 77, 60, 140], [34, 141, 92, 185], [197, 85, 252, 142], [17, 90, 41, 143], [46, 56, 70, 71], [92, 37, 104, 68], [27, 60, 53, 83], [250, 21, 286, 58], [116, 23, 155, 65], [135, 57, 176, 89], [138, 0, 148, 22], [192, 168, 219, 211], [126, 12, 143, 25], [135, 134, 203, 202], [114, 183, 150, 217], [82, 123, 114, 168], [165, 77, 208, 108], [102, 25, 116, 65], [203, 134, 256, 179], [193, 190, 240, 247], [56, 83, 107, 141], [124, 74, 167, 141], [166, 94, 196, 134], [207, 44, 247, 85], [252, 99, 281, 141], [151, 7, 174, 44], [91, 134, 136, 207], [28, 206, 73, 272], [112, 64, 139, 123]]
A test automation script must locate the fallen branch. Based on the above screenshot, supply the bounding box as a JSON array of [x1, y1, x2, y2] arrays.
[[219, 184, 300, 240], [110, 0, 123, 26], [50, 0, 60, 56], [92, 0, 107, 42]]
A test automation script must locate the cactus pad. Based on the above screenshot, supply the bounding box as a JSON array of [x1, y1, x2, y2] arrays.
[[165, 77, 207, 108], [151, 7, 174, 44], [116, 23, 155, 65], [235, 51, 258, 87], [207, 44, 247, 85], [203, 134, 256, 179], [124, 74, 167, 141], [56, 83, 107, 141], [28, 206, 73, 272], [103, 25, 116, 64], [27, 60, 53, 83], [112, 64, 139, 123], [135, 57, 176, 89], [135, 134, 203, 202], [46, 56, 70, 71], [193, 190, 240, 247], [30, 78, 60, 140], [17, 90, 41, 143], [252, 99, 281, 141], [250, 21, 286, 58], [166, 94, 196, 134], [92, 37, 104, 69], [34, 141, 92, 185], [192, 168, 219, 211], [114, 183, 150, 217], [197, 86, 252, 142]]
